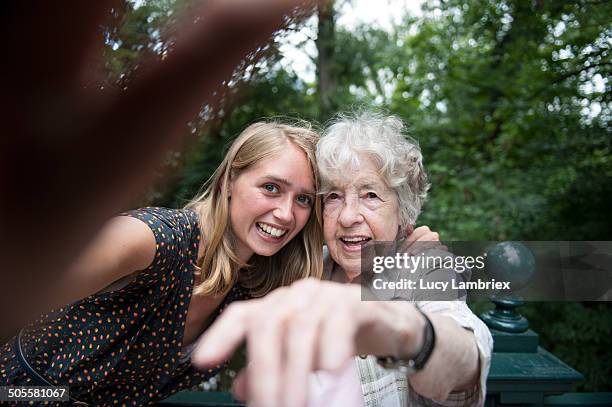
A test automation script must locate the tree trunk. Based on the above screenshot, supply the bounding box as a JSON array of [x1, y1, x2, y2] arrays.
[[316, 0, 336, 120]]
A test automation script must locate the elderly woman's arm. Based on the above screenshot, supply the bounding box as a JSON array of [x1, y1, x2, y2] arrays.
[[405, 302, 492, 402], [354, 298, 490, 403], [192, 280, 491, 406]]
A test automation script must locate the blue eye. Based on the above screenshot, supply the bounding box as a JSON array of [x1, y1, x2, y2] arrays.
[[263, 183, 279, 193], [297, 195, 313, 207]]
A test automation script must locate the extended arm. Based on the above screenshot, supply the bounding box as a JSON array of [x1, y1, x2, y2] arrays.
[[49, 216, 156, 310], [192, 280, 491, 406], [392, 305, 485, 401]]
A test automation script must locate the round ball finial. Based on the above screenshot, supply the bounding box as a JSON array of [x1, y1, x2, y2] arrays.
[[484, 241, 536, 292], [480, 242, 536, 333]]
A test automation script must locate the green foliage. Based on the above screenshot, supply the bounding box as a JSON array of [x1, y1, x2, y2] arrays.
[[385, 0, 612, 242], [99, 0, 182, 89]]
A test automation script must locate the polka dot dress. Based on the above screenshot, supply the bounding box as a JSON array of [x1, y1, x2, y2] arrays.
[[0, 207, 250, 406]]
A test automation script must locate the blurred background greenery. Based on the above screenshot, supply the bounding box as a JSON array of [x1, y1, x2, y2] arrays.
[[101, 0, 611, 392]]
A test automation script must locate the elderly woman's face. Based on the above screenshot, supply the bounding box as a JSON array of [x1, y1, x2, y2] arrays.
[[323, 156, 401, 277]]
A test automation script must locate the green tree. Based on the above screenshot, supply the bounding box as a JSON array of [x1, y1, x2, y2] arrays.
[[387, 0, 611, 242]]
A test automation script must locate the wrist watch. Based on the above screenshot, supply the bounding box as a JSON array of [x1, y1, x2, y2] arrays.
[[376, 307, 436, 375]]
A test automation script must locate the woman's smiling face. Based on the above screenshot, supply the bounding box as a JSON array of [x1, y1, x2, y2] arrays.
[[229, 141, 315, 262], [322, 156, 400, 279]]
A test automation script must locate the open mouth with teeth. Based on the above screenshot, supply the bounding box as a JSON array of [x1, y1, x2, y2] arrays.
[[256, 222, 288, 238], [340, 236, 372, 248]]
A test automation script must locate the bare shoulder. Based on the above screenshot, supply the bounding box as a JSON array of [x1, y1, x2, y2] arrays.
[[101, 215, 157, 271], [58, 215, 158, 303]]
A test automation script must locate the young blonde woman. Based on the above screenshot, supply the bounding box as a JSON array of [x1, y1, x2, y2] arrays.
[[0, 122, 324, 405]]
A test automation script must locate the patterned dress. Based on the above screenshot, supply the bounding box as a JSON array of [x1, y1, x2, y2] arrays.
[[0, 207, 249, 406]]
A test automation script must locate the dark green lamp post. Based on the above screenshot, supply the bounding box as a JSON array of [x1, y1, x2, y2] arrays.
[[482, 242, 585, 407]]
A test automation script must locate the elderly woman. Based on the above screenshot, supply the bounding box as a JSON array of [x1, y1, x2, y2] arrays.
[[193, 112, 493, 407]]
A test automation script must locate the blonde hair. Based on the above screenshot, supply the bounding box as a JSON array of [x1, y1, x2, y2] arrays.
[[185, 121, 324, 297]]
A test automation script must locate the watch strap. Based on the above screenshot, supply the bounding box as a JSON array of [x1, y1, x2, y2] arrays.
[[376, 306, 436, 373]]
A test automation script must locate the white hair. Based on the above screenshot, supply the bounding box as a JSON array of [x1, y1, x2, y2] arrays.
[[317, 111, 430, 228]]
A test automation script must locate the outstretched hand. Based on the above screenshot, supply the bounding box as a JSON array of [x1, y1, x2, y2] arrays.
[[0, 0, 326, 330], [192, 279, 424, 407]]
